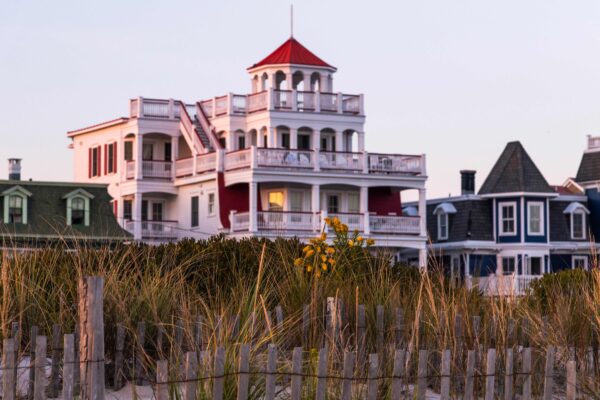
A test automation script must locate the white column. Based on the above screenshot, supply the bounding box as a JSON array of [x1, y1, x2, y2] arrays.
[[268, 127, 276, 148], [171, 136, 178, 179], [249, 182, 258, 232], [419, 247, 427, 270], [357, 131, 365, 152], [312, 130, 321, 172], [133, 192, 142, 240], [290, 128, 298, 149], [312, 184, 320, 231], [418, 188, 427, 238], [135, 134, 143, 180], [335, 130, 343, 152], [360, 186, 370, 235], [116, 197, 124, 226], [286, 73, 293, 91]]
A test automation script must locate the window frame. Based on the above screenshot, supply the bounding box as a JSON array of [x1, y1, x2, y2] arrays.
[[501, 256, 516, 275], [70, 197, 86, 226], [2, 186, 31, 225], [124, 141, 134, 161], [106, 142, 116, 174], [207, 192, 216, 216], [437, 212, 449, 240], [191, 196, 199, 227], [572, 256, 588, 270], [123, 199, 133, 221], [498, 202, 517, 236], [64, 190, 93, 227], [571, 210, 586, 240], [527, 201, 544, 236], [8, 194, 24, 224], [91, 146, 101, 177]]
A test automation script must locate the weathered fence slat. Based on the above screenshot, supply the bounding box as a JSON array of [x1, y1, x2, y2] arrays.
[[417, 349, 428, 400], [341, 351, 355, 400], [28, 325, 38, 400], [3, 338, 16, 400], [114, 323, 125, 390], [464, 350, 476, 400], [34, 335, 47, 400], [48, 324, 61, 398], [265, 344, 277, 400], [543, 346, 555, 400], [213, 347, 225, 400], [522, 347, 532, 400], [236, 344, 250, 400], [376, 305, 385, 354], [135, 321, 146, 385], [315, 347, 328, 400], [504, 348, 514, 400], [183, 351, 198, 400], [290, 347, 302, 400], [391, 349, 406, 399], [156, 360, 168, 400], [440, 349, 451, 400], [395, 308, 404, 348], [566, 359, 576, 400], [484, 348, 496, 400], [367, 353, 379, 400], [63, 334, 75, 400]]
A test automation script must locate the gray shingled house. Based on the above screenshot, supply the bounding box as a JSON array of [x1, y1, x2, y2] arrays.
[[410, 141, 593, 295], [0, 159, 130, 249]]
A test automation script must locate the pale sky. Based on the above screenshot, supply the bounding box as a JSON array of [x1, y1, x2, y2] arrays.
[[2, 0, 600, 199]]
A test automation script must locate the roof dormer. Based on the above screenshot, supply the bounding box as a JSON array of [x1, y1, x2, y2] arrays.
[[2, 185, 32, 224], [62, 188, 95, 227]]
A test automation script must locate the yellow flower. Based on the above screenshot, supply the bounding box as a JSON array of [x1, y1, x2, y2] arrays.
[[324, 217, 331, 225], [321, 263, 328, 271], [333, 216, 340, 225], [348, 240, 354, 247], [302, 245, 311, 253], [354, 229, 359, 234], [316, 271, 321, 278], [307, 265, 313, 272], [294, 258, 303, 267], [328, 258, 336, 266], [326, 247, 335, 255], [367, 238, 375, 246], [320, 255, 327, 262], [320, 232, 327, 241], [306, 249, 315, 257], [356, 236, 363, 242]]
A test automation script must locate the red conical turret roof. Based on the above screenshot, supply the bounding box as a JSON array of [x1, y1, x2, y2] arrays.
[[248, 37, 334, 70]]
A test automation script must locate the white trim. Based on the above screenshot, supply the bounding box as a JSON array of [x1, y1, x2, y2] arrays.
[[1, 185, 33, 197], [480, 191, 558, 198], [563, 202, 590, 215], [498, 201, 517, 236], [66, 195, 90, 226], [207, 191, 216, 217], [437, 212, 449, 240], [527, 201, 544, 236], [433, 202, 457, 215], [501, 256, 516, 275], [62, 188, 95, 200], [572, 255, 588, 270], [570, 210, 586, 240]]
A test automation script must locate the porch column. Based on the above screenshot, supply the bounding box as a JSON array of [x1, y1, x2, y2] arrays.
[[116, 197, 124, 227], [312, 130, 321, 171], [335, 130, 343, 152], [360, 186, 370, 235], [357, 131, 365, 152], [419, 246, 427, 271], [133, 192, 142, 240], [290, 128, 298, 149], [135, 134, 143, 180], [418, 188, 427, 238], [268, 127, 276, 148], [286, 73, 293, 91], [312, 184, 320, 232], [249, 182, 258, 233], [171, 135, 178, 179]]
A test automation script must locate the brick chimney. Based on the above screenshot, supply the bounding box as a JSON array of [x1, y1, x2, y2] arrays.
[[8, 158, 21, 180], [460, 170, 476, 195]]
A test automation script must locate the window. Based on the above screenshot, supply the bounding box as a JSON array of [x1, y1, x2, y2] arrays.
[[237, 135, 246, 150], [262, 135, 268, 148], [191, 196, 199, 227], [164, 143, 172, 162], [123, 200, 132, 221], [106, 143, 116, 174], [268, 191, 284, 212], [502, 257, 516, 274], [124, 141, 133, 161], [71, 197, 85, 225], [327, 195, 339, 214], [152, 203, 163, 221], [348, 193, 360, 214], [281, 133, 290, 149], [219, 138, 226, 148], [290, 191, 304, 223], [8, 195, 23, 223], [438, 213, 449, 240], [141, 200, 148, 221], [499, 202, 516, 235], [63, 189, 93, 226], [143, 143, 153, 161], [527, 202, 543, 235], [573, 256, 588, 270], [207, 192, 215, 216], [571, 211, 586, 239], [527, 257, 542, 275], [89, 146, 101, 177], [298, 135, 311, 150]]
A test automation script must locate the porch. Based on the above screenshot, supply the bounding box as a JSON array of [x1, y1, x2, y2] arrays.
[[119, 193, 179, 242], [467, 273, 542, 297]]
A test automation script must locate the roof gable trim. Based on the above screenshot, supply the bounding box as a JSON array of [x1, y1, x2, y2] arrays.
[[1, 185, 33, 197]]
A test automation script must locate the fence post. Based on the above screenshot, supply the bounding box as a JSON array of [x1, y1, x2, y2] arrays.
[[135, 322, 146, 385], [213, 347, 225, 400], [440, 349, 451, 400], [34, 335, 47, 400], [114, 323, 125, 390], [417, 349, 428, 400], [73, 323, 80, 395], [175, 318, 184, 356], [63, 334, 75, 400], [315, 347, 328, 400], [504, 348, 513, 400], [356, 305, 366, 366], [376, 305, 385, 355], [156, 360, 168, 400], [2, 338, 16, 400], [265, 344, 277, 400], [28, 325, 38, 400], [301, 305, 310, 348], [341, 351, 355, 400], [237, 344, 250, 400], [183, 352, 198, 400], [464, 350, 476, 400], [367, 353, 379, 400], [566, 359, 576, 400], [542, 346, 555, 400], [391, 349, 406, 399], [290, 347, 303, 400], [78, 276, 105, 400], [48, 324, 62, 398], [193, 316, 204, 354], [521, 347, 532, 400], [484, 348, 496, 400], [395, 308, 404, 348]]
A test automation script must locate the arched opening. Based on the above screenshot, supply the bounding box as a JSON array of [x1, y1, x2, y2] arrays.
[[248, 129, 258, 147], [260, 126, 268, 148], [217, 130, 227, 150], [234, 129, 246, 150], [276, 125, 290, 149], [343, 129, 357, 153], [252, 75, 259, 93], [261, 73, 269, 91], [297, 127, 313, 150], [275, 71, 287, 90], [292, 71, 305, 91], [310, 72, 321, 92], [320, 128, 336, 152]]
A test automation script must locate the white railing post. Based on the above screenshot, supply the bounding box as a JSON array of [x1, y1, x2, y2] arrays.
[[268, 88, 274, 111], [227, 93, 233, 115], [362, 151, 369, 174], [418, 188, 427, 238], [229, 211, 235, 234], [137, 97, 144, 118], [314, 149, 321, 172], [421, 154, 427, 175], [250, 146, 258, 169], [337, 93, 343, 114], [291, 89, 298, 111], [315, 91, 321, 112], [168, 98, 175, 119], [135, 135, 143, 180], [249, 182, 257, 233], [359, 94, 365, 115], [192, 155, 198, 176], [364, 212, 370, 235], [321, 210, 328, 234], [216, 149, 224, 172]]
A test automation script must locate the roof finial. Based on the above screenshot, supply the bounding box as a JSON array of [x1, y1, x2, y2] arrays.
[[290, 4, 294, 38]]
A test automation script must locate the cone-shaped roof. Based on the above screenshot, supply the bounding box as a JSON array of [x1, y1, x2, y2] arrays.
[[248, 37, 334, 70]]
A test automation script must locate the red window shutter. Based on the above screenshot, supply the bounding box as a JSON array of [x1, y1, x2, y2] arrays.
[[113, 200, 118, 216], [97, 146, 101, 176], [103, 144, 107, 175], [88, 148, 92, 178], [113, 142, 118, 173]]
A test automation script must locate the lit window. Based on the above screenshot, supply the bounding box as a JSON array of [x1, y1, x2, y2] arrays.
[[499, 203, 516, 235], [8, 195, 23, 223], [268, 192, 284, 212], [208, 192, 216, 216], [527, 202, 543, 235]]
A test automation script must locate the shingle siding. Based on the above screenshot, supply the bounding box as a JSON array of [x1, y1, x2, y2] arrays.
[[427, 199, 494, 243], [549, 200, 589, 242], [575, 152, 600, 183]]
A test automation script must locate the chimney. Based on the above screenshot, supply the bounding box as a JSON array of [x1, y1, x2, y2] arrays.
[[8, 158, 21, 180], [460, 170, 476, 195]]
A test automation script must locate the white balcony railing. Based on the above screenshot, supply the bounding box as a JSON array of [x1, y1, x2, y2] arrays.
[[230, 211, 249, 232], [329, 213, 364, 231], [319, 152, 363, 171], [247, 91, 268, 113], [368, 154, 424, 174], [256, 148, 313, 169], [224, 149, 252, 171], [197, 152, 217, 173], [124, 220, 179, 240], [369, 215, 421, 234], [175, 157, 194, 177], [470, 274, 542, 297], [273, 90, 293, 110], [142, 161, 172, 178], [258, 211, 316, 231], [126, 161, 135, 179]]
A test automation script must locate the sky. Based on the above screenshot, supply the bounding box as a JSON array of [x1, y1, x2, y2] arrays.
[[2, 0, 600, 199]]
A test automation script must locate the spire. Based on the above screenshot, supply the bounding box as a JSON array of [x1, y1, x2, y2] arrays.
[[290, 4, 294, 38]]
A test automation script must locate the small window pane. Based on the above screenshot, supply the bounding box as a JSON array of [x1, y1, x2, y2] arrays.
[[269, 192, 284, 211], [191, 196, 199, 227], [502, 257, 515, 274], [208, 193, 215, 215]]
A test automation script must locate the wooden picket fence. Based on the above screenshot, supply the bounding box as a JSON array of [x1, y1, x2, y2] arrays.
[[0, 276, 599, 399]]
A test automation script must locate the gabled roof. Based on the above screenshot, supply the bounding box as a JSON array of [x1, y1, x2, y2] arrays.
[[248, 37, 334, 70], [575, 151, 600, 183], [478, 141, 554, 195]]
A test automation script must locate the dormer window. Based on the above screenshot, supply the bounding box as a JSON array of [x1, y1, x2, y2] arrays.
[[563, 202, 590, 240], [63, 189, 94, 227], [433, 202, 457, 241], [2, 186, 32, 224], [499, 202, 517, 236]]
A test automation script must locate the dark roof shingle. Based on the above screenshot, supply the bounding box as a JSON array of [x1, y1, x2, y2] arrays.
[[575, 151, 600, 183]]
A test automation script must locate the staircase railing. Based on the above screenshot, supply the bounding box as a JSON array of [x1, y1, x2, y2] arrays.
[[195, 102, 223, 150], [178, 102, 205, 154]]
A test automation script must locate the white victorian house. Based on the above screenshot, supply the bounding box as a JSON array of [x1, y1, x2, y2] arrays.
[[67, 36, 428, 265]]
